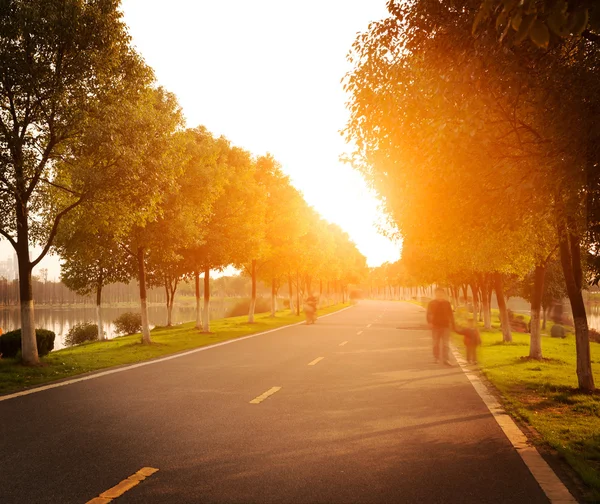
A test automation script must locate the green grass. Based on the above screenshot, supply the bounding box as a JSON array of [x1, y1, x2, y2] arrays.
[[451, 308, 600, 502], [0, 303, 350, 396]]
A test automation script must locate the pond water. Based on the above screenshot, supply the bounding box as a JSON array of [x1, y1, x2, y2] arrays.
[[0, 298, 242, 351]]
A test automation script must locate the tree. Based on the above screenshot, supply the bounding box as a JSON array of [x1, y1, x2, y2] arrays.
[[0, 0, 152, 364], [186, 144, 264, 332], [57, 223, 130, 341], [345, 0, 598, 389], [145, 127, 227, 327], [473, 0, 600, 48]]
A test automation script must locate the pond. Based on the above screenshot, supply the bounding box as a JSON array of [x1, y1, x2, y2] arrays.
[[0, 298, 243, 351]]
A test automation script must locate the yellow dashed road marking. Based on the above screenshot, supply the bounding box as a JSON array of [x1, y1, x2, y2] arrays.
[[367, 324, 372, 328], [308, 357, 325, 366], [339, 341, 348, 346], [357, 331, 363, 335], [86, 467, 159, 503], [249, 386, 282, 404]]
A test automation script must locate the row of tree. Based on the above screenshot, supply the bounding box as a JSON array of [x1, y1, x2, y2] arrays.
[[344, 0, 600, 390], [0, 0, 366, 365]]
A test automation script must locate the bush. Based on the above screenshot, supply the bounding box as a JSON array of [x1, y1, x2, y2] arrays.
[[590, 328, 600, 344], [227, 298, 271, 317], [65, 322, 100, 346], [113, 312, 142, 335], [0, 328, 55, 358], [349, 289, 363, 300]]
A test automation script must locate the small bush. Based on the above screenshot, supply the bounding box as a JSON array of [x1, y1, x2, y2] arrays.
[[227, 298, 271, 317], [65, 322, 100, 347], [113, 312, 142, 335], [0, 328, 55, 358], [349, 289, 363, 300], [589, 328, 600, 344]]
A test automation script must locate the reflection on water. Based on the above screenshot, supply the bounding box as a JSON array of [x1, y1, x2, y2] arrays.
[[0, 299, 239, 351], [587, 303, 600, 332]]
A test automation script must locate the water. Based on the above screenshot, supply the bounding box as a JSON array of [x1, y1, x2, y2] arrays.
[[0, 299, 241, 351]]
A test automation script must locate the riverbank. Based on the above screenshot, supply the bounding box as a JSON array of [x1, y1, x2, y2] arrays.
[[449, 309, 600, 502], [0, 303, 350, 396]]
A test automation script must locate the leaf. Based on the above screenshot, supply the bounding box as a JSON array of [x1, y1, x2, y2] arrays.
[[546, 8, 570, 37], [529, 19, 550, 49], [514, 13, 537, 44], [568, 9, 589, 36], [511, 8, 523, 31]]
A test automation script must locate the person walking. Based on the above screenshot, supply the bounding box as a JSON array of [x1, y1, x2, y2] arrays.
[[426, 287, 455, 366]]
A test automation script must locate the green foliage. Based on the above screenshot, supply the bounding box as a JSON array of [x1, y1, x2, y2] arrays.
[[65, 323, 100, 347], [113, 312, 142, 336], [0, 329, 55, 358]]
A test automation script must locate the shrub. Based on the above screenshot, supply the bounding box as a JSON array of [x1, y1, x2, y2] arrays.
[[65, 322, 100, 346], [0, 329, 55, 358], [349, 289, 363, 300], [113, 312, 142, 335], [589, 328, 600, 344], [227, 298, 271, 317]]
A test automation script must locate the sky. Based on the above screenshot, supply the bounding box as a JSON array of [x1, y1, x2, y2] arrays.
[[1, 0, 400, 279]]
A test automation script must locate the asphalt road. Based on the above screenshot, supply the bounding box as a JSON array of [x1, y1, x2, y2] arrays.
[[0, 301, 550, 504]]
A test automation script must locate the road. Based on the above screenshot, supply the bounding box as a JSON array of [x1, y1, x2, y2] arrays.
[[0, 301, 551, 503]]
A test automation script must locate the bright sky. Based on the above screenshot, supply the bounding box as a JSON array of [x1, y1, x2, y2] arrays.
[[1, 0, 400, 278]]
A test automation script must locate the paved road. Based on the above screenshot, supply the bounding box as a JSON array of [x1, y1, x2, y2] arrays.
[[0, 301, 550, 503]]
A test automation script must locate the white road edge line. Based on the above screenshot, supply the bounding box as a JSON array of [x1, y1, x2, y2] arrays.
[[0, 305, 355, 404], [451, 347, 577, 504]]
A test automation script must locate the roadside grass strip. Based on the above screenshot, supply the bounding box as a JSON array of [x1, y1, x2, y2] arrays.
[[86, 467, 159, 503], [308, 357, 325, 366], [249, 386, 282, 404]]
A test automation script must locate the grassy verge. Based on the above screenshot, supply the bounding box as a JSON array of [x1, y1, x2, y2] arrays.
[[0, 303, 350, 396], [451, 308, 600, 502]]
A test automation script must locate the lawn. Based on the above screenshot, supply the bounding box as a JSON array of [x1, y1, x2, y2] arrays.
[[451, 308, 600, 502], [0, 303, 349, 396]]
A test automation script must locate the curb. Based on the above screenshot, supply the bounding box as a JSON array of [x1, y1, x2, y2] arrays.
[[451, 347, 578, 504]]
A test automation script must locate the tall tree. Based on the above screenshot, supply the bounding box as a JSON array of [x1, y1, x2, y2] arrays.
[[0, 0, 152, 364]]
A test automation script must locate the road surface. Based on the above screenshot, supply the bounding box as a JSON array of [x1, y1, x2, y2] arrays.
[[0, 301, 551, 503]]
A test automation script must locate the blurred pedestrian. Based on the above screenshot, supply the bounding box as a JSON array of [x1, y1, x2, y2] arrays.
[[456, 318, 481, 364], [426, 288, 455, 366]]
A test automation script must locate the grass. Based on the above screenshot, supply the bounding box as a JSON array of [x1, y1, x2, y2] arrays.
[[450, 308, 600, 502], [0, 303, 350, 396]]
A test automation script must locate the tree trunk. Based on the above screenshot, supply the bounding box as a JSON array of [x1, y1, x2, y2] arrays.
[[493, 273, 512, 343], [469, 283, 479, 322], [137, 246, 151, 344], [195, 270, 202, 329], [480, 280, 491, 330], [270, 278, 276, 318], [296, 270, 300, 316], [203, 266, 210, 332], [96, 283, 105, 341], [558, 218, 595, 391], [529, 264, 546, 360], [248, 259, 257, 323], [17, 244, 38, 365], [288, 274, 295, 314], [542, 306, 547, 330], [164, 278, 172, 326]]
